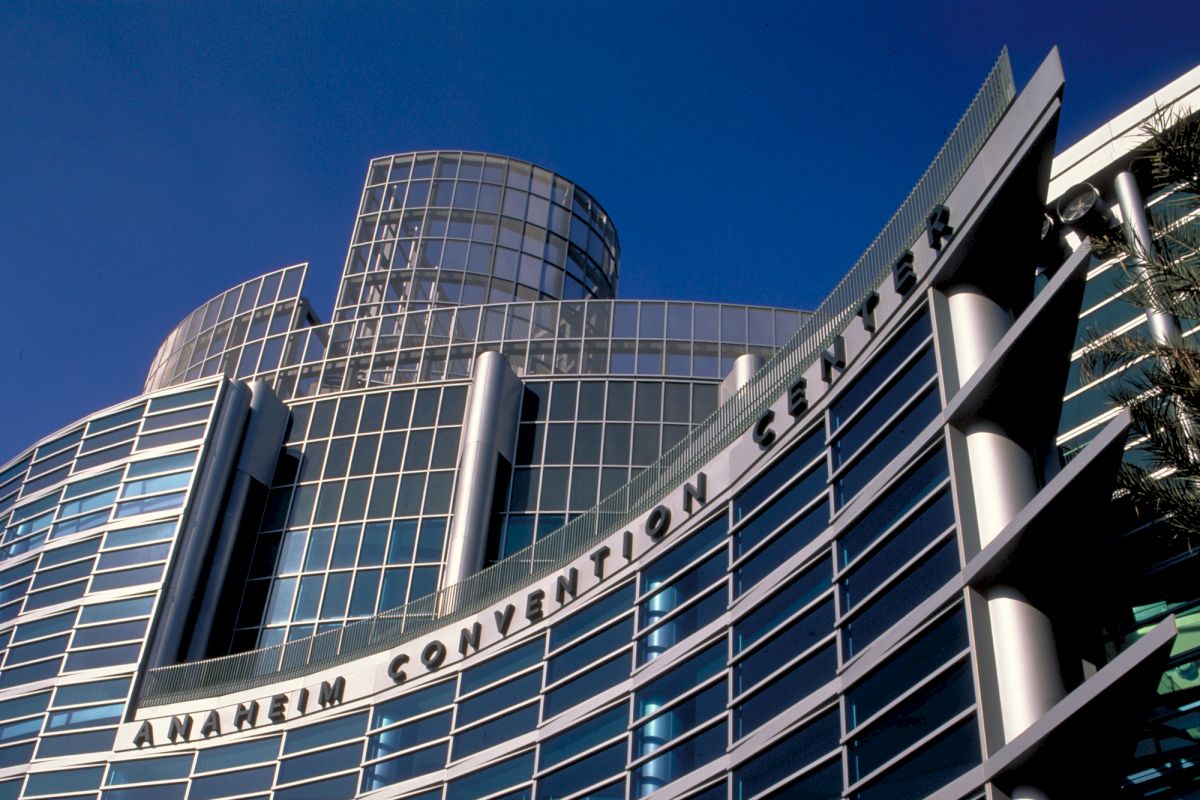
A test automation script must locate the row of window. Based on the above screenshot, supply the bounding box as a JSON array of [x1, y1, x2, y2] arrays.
[[148, 267, 305, 381], [151, 264, 800, 379], [359, 153, 617, 265]]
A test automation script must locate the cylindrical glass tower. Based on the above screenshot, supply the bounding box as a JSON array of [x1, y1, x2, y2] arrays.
[[335, 151, 620, 320]]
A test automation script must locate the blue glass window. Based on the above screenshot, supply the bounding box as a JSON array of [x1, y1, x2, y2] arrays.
[[734, 463, 826, 559], [63, 470, 122, 501], [96, 542, 170, 570], [549, 582, 634, 650], [841, 539, 959, 660], [274, 774, 357, 800], [845, 606, 968, 730], [539, 704, 626, 770], [283, 711, 368, 755], [104, 521, 175, 548], [0, 742, 32, 770], [195, 735, 281, 772], [732, 427, 824, 523], [54, 677, 131, 706], [639, 551, 725, 629], [544, 652, 628, 719], [0, 692, 49, 722], [640, 515, 726, 593], [735, 644, 837, 738], [89, 564, 164, 592], [736, 754, 841, 800], [149, 386, 214, 412], [460, 638, 544, 695], [735, 599, 833, 694], [6, 634, 69, 665], [735, 557, 831, 654], [838, 446, 948, 565], [373, 680, 454, 728], [0, 717, 42, 743], [637, 586, 726, 664], [79, 595, 154, 624], [458, 671, 541, 727], [72, 619, 147, 648], [39, 538, 102, 568], [33, 559, 94, 590], [24, 766, 104, 796], [834, 385, 940, 508], [105, 754, 192, 784], [277, 741, 362, 785], [367, 711, 451, 760], [548, 615, 631, 683], [63, 643, 141, 671], [840, 489, 954, 612], [634, 678, 725, 757], [114, 492, 186, 518], [0, 658, 61, 688], [361, 742, 449, 792], [732, 708, 840, 799], [850, 715, 980, 799], [636, 640, 724, 718], [446, 750, 534, 800], [47, 701, 123, 731], [832, 347, 937, 470], [734, 504, 828, 596], [25, 579, 86, 610], [102, 784, 186, 800], [536, 741, 625, 800], [454, 704, 539, 760], [632, 722, 724, 798], [189, 765, 275, 800], [849, 659, 974, 782], [830, 312, 932, 431], [120, 471, 192, 499]]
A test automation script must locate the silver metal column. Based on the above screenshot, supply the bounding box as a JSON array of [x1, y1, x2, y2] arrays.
[[947, 286, 1066, 745], [443, 351, 522, 589], [147, 380, 251, 668], [720, 353, 765, 404], [1114, 170, 1184, 346], [1114, 170, 1197, 459], [186, 381, 290, 660]]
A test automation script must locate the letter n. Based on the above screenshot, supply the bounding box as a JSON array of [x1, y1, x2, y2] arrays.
[[167, 715, 192, 743], [683, 472, 706, 513], [459, 622, 482, 656]]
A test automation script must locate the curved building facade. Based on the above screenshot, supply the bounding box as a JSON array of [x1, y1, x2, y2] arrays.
[[337, 151, 620, 318], [0, 48, 1193, 800]]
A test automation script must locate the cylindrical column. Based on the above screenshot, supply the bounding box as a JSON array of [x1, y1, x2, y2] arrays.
[[1012, 787, 1051, 800], [946, 286, 1013, 379], [961, 421, 1040, 546], [1114, 170, 1183, 346], [947, 285, 1066, 753], [986, 586, 1066, 735], [443, 352, 521, 590], [1114, 170, 1196, 458], [720, 353, 765, 404]]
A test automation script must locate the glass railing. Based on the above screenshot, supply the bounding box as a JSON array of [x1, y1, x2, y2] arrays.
[[140, 49, 1015, 705]]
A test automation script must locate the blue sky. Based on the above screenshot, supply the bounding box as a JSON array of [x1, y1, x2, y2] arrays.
[[2, 0, 1198, 460]]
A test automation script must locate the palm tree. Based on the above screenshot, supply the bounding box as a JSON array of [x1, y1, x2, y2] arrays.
[[1081, 107, 1200, 543]]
